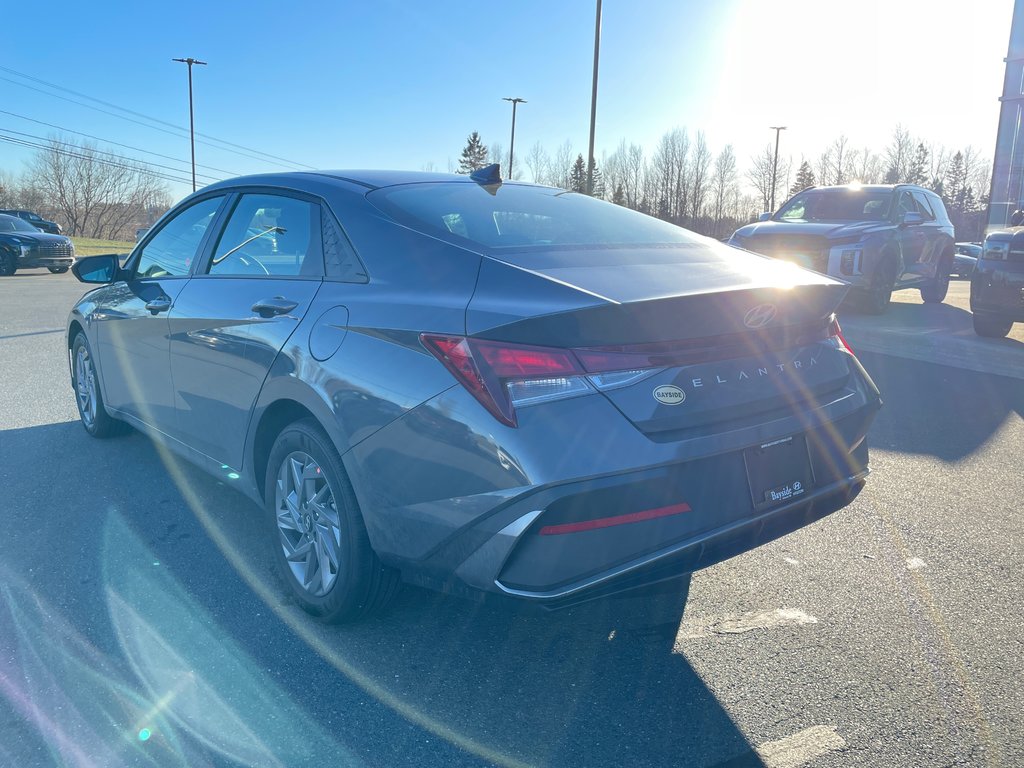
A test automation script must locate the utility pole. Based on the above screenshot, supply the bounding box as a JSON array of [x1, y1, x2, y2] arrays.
[[502, 97, 526, 180], [587, 0, 602, 195], [769, 126, 787, 212], [172, 57, 207, 192]]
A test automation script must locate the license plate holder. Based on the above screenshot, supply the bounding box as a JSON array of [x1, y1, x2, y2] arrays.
[[744, 435, 814, 511]]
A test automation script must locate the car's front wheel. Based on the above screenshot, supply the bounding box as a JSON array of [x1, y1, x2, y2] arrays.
[[920, 251, 953, 304], [0, 251, 16, 276], [861, 254, 899, 314], [48, 266, 70, 274], [265, 419, 400, 622], [972, 313, 1013, 339], [71, 332, 129, 437]]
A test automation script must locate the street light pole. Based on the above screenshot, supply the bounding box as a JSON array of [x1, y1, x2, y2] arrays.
[[587, 0, 602, 195], [172, 57, 207, 192], [769, 125, 786, 212], [502, 97, 526, 180]]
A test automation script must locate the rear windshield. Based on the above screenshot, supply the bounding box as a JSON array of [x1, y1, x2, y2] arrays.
[[776, 188, 893, 222], [368, 182, 701, 250]]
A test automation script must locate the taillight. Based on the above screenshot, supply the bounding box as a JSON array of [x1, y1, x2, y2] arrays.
[[827, 315, 855, 355], [423, 315, 852, 427], [420, 335, 591, 426]]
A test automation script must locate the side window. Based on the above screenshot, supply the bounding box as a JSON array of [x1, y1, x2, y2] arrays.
[[912, 191, 935, 220], [926, 193, 947, 221], [895, 191, 917, 219], [136, 196, 223, 278], [209, 193, 322, 277]]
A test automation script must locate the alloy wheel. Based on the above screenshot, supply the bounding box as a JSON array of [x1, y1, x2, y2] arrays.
[[274, 451, 342, 597], [74, 345, 97, 428]]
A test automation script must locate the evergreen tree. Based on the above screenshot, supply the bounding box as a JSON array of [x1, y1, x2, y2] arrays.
[[907, 143, 929, 185], [943, 151, 967, 212], [569, 154, 587, 193], [586, 156, 605, 198], [789, 160, 816, 195], [612, 183, 626, 206], [458, 132, 488, 174]]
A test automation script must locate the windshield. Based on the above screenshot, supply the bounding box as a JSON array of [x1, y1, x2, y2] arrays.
[[370, 182, 701, 250], [775, 188, 893, 222], [0, 214, 40, 233]]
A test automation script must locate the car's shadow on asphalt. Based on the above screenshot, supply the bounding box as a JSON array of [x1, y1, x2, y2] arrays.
[[858, 350, 1024, 461], [0, 420, 769, 768]]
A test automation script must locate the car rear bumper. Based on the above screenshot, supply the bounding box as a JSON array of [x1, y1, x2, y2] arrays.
[[352, 380, 879, 607], [971, 260, 1024, 320]]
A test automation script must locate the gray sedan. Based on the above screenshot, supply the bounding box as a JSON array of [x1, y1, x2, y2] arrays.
[[67, 168, 881, 622]]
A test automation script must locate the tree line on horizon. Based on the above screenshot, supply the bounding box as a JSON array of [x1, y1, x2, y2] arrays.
[[454, 124, 992, 241]]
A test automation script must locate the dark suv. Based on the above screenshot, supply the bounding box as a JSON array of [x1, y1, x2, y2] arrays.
[[0, 208, 62, 235], [971, 228, 1024, 337], [0, 213, 75, 275], [729, 185, 955, 313]]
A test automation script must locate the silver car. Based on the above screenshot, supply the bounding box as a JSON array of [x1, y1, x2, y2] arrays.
[[68, 169, 882, 622]]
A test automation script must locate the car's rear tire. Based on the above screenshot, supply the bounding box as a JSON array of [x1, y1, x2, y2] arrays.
[[71, 332, 130, 438], [861, 254, 899, 314], [920, 251, 953, 304], [0, 251, 16, 276], [265, 418, 400, 622], [972, 313, 1013, 339], [48, 266, 69, 274]]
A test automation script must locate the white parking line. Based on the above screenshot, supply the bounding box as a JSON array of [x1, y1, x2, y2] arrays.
[[755, 725, 845, 768], [676, 607, 818, 641], [906, 557, 927, 570]]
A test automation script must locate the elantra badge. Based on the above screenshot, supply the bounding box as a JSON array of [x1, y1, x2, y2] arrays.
[[744, 303, 777, 329], [653, 385, 686, 405]]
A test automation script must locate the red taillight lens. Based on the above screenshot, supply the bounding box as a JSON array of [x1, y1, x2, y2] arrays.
[[828, 315, 854, 354], [420, 334, 585, 426]]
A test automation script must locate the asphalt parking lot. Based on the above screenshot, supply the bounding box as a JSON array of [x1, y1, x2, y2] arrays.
[[1, 270, 1022, 767]]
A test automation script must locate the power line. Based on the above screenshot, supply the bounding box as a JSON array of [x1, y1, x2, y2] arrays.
[[0, 70, 315, 171], [0, 64, 316, 169], [0, 134, 196, 187], [0, 127, 225, 184], [0, 108, 242, 177]]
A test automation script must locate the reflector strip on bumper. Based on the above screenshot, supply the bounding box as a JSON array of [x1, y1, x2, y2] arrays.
[[538, 502, 692, 536]]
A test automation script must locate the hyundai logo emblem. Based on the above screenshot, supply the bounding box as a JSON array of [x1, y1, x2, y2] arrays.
[[743, 303, 777, 329]]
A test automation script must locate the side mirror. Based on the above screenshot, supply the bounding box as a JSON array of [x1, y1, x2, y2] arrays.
[[758, 212, 772, 222], [901, 211, 924, 226], [72, 254, 121, 284]]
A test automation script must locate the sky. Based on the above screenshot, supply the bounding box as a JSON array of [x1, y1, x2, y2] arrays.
[[0, 0, 1015, 202]]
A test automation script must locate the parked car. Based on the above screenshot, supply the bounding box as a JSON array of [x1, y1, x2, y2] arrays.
[[67, 168, 882, 622], [970, 229, 1024, 337], [0, 208, 63, 234], [0, 213, 75, 275], [954, 242, 982, 277], [729, 184, 956, 314]]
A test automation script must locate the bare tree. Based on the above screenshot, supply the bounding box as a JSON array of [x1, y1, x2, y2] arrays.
[[689, 131, 713, 223], [816, 146, 834, 188], [747, 144, 776, 212], [487, 142, 504, 170], [524, 141, 549, 184], [883, 125, 914, 183], [831, 135, 850, 185], [711, 145, 738, 236], [550, 140, 575, 189], [27, 136, 170, 239], [649, 128, 690, 222]]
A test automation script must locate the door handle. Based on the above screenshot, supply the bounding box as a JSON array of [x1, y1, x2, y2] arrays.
[[145, 296, 172, 315], [251, 296, 299, 318]]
